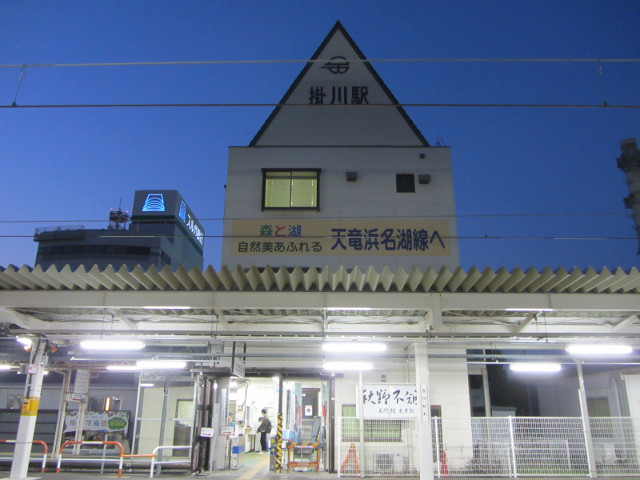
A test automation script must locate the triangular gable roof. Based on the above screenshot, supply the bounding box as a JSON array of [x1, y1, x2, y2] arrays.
[[250, 21, 429, 147]]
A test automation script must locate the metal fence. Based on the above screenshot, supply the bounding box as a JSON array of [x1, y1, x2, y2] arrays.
[[337, 416, 640, 477]]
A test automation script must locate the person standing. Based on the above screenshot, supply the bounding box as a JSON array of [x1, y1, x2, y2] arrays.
[[257, 408, 272, 453]]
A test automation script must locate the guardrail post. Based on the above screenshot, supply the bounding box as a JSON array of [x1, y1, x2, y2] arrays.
[[434, 417, 441, 478], [508, 416, 518, 478], [101, 443, 107, 474]]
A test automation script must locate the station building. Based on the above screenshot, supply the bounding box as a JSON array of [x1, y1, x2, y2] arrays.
[[33, 190, 205, 271], [1, 21, 640, 480]]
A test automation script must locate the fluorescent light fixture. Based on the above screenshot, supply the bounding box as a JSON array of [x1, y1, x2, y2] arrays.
[[566, 344, 633, 355], [140, 383, 155, 388], [509, 362, 561, 373], [505, 308, 553, 312], [106, 364, 141, 372], [323, 361, 373, 371], [0, 364, 12, 371], [80, 339, 145, 351], [142, 306, 190, 310], [326, 307, 372, 312], [16, 336, 33, 347], [137, 359, 187, 370], [323, 342, 387, 353]]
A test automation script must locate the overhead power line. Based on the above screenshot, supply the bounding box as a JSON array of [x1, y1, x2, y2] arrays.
[[0, 58, 638, 69], [0, 233, 636, 242], [0, 211, 630, 224], [3, 103, 638, 109]]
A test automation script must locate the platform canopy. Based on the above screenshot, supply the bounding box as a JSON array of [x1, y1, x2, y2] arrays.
[[1, 264, 639, 372]]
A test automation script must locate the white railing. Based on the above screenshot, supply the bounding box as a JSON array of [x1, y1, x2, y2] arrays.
[[337, 416, 640, 477], [149, 445, 192, 478]]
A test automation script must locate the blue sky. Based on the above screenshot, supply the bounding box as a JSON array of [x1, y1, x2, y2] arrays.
[[1, 0, 639, 271]]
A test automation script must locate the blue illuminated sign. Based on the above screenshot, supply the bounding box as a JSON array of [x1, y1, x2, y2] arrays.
[[142, 194, 166, 212], [178, 201, 187, 222], [133, 190, 204, 247]]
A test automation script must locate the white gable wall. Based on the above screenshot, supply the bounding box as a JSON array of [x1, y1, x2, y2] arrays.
[[222, 145, 459, 270], [253, 29, 425, 147]]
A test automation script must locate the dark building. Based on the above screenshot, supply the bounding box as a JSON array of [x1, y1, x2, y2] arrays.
[[33, 190, 205, 270]]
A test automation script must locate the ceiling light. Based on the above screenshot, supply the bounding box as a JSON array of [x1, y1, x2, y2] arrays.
[[323, 342, 386, 353], [142, 306, 190, 310], [509, 362, 561, 373], [323, 361, 373, 371], [80, 339, 145, 351], [505, 308, 553, 312], [16, 336, 33, 347], [140, 383, 155, 388], [106, 365, 141, 372], [566, 344, 633, 355], [326, 307, 372, 312], [137, 360, 187, 370], [0, 364, 12, 371]]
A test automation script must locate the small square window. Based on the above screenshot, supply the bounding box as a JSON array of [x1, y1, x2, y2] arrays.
[[262, 169, 320, 210], [396, 174, 415, 193]]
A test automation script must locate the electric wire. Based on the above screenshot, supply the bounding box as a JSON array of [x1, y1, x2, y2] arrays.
[[0, 234, 635, 242], [0, 211, 631, 224], [2, 103, 639, 109], [0, 57, 638, 69]]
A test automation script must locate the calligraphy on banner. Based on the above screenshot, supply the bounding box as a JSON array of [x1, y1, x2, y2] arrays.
[[362, 384, 418, 419], [231, 219, 451, 257]]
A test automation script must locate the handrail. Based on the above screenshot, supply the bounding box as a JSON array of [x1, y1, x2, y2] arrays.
[[0, 439, 49, 473], [57, 440, 125, 478], [149, 445, 191, 478]]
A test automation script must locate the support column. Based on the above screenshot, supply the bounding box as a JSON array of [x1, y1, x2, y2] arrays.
[[577, 362, 597, 478], [10, 339, 48, 480], [482, 366, 491, 417], [155, 376, 170, 475], [51, 369, 71, 461], [210, 377, 231, 470], [275, 375, 284, 473], [358, 371, 365, 479], [414, 343, 434, 480]]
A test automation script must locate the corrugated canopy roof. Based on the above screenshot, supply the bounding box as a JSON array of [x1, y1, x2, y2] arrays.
[[1, 264, 639, 294], [1, 264, 639, 371]]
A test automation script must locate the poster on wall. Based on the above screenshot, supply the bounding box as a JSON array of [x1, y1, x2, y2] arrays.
[[64, 410, 130, 449], [362, 384, 418, 419]]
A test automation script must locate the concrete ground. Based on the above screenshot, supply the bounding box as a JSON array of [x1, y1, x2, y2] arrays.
[[2, 451, 336, 480], [0, 452, 620, 480]]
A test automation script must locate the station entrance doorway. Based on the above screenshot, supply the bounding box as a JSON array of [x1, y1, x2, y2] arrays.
[[132, 372, 332, 473], [208, 374, 332, 472]]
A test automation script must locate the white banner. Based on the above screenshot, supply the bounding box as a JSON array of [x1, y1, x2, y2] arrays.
[[362, 384, 418, 419]]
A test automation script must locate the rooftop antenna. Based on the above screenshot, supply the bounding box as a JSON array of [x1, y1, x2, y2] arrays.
[[108, 199, 130, 230]]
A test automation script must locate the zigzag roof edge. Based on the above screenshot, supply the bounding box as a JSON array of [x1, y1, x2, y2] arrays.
[[0, 264, 638, 294]]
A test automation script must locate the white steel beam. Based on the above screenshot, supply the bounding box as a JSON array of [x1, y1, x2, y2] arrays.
[[612, 314, 639, 331], [1, 290, 639, 312]]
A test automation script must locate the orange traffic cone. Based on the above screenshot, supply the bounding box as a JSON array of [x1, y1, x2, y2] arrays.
[[440, 450, 449, 477], [340, 443, 360, 476]]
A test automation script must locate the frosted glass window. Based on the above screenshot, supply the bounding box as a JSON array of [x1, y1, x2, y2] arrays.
[[263, 169, 320, 210]]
